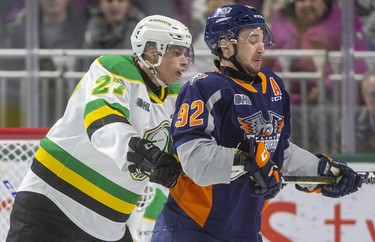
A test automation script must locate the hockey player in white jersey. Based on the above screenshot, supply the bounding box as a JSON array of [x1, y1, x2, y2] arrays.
[[6, 15, 193, 242]]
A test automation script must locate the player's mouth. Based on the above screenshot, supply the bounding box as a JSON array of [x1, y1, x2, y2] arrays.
[[252, 59, 262, 65]]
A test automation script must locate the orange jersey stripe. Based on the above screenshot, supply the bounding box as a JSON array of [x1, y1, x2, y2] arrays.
[[170, 175, 213, 227]]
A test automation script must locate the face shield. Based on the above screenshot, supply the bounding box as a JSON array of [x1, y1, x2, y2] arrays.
[[231, 23, 275, 48], [140, 41, 194, 68], [166, 38, 195, 68], [182, 44, 194, 68], [259, 24, 275, 48], [237, 25, 275, 49]]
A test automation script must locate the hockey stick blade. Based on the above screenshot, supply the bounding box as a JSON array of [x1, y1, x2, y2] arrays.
[[282, 171, 375, 185]]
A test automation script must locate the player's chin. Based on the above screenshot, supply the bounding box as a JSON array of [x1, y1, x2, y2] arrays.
[[252, 60, 262, 69], [246, 65, 261, 76]]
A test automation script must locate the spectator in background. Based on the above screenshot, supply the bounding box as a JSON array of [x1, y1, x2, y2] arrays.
[[355, 0, 375, 50], [81, 0, 145, 71], [0, 0, 25, 48], [5, 0, 86, 54], [83, 0, 144, 49], [265, 0, 369, 104], [261, 0, 287, 25], [2, 0, 87, 127], [356, 70, 375, 152], [334, 70, 375, 153], [4, 0, 87, 70]]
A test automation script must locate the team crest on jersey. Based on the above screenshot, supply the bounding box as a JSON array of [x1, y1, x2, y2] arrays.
[[238, 111, 284, 151], [143, 120, 172, 152], [130, 120, 173, 180]]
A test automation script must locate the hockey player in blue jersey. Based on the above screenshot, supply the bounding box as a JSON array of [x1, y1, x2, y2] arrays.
[[151, 5, 363, 242]]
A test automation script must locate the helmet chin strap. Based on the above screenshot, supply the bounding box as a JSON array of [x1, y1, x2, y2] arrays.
[[145, 61, 168, 88], [136, 53, 168, 88], [153, 74, 168, 88], [229, 55, 247, 74], [220, 44, 256, 82]]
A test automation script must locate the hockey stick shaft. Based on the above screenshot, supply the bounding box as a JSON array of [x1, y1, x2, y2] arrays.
[[282, 176, 336, 184], [282, 171, 375, 185]]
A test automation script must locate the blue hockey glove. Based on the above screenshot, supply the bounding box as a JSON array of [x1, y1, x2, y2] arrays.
[[236, 137, 283, 200], [127, 137, 181, 188], [316, 154, 362, 198]]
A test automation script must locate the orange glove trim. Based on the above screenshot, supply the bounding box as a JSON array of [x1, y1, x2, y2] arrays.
[[255, 142, 270, 168], [321, 153, 333, 163], [273, 169, 280, 183]]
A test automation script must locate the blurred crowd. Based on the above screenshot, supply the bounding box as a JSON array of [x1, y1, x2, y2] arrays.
[[0, 0, 374, 153], [0, 0, 373, 72], [1, 0, 374, 50]]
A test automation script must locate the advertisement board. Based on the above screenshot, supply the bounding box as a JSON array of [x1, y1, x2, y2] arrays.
[[262, 163, 375, 242]]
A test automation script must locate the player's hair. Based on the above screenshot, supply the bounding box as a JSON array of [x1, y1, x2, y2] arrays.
[[204, 5, 274, 56], [130, 15, 193, 68]]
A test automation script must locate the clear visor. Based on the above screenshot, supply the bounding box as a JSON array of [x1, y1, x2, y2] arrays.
[[184, 44, 195, 67], [141, 42, 194, 68], [242, 25, 274, 48], [165, 44, 195, 68], [221, 24, 275, 49]]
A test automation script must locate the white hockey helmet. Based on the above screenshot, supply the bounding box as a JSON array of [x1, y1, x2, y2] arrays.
[[131, 15, 193, 69]]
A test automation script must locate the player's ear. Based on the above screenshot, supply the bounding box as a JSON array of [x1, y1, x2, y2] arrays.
[[143, 45, 159, 64], [219, 38, 234, 58]]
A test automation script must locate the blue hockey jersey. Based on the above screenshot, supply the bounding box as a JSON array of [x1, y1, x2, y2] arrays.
[[168, 67, 291, 241]]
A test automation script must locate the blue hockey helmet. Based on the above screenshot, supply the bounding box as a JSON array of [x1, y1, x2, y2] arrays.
[[204, 5, 274, 56]]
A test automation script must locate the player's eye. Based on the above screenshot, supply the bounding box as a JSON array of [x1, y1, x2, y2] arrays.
[[247, 36, 259, 45], [173, 50, 183, 56]]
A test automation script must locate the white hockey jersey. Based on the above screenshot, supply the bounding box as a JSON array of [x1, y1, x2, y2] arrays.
[[17, 55, 180, 241]]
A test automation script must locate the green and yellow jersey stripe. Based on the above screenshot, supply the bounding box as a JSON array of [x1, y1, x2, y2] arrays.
[[32, 137, 140, 222]]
